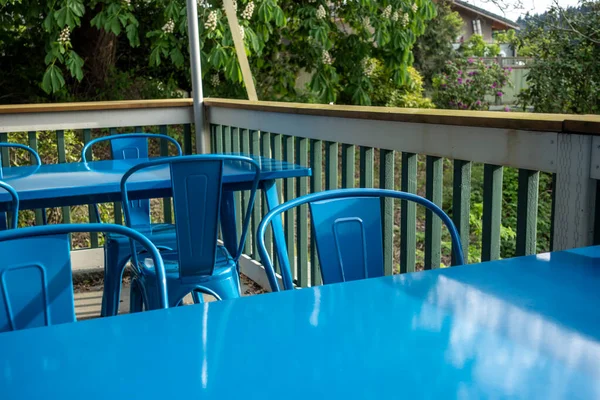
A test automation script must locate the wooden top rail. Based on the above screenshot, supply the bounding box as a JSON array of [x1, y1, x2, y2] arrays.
[[205, 98, 600, 134], [0, 99, 193, 114], [1, 98, 598, 134]]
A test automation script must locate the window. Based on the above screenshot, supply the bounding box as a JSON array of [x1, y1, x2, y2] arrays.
[[472, 19, 482, 36]]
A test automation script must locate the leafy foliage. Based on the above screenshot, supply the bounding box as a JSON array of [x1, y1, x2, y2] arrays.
[[370, 62, 434, 108], [517, 1, 600, 114], [458, 34, 500, 57], [1, 0, 437, 105], [432, 57, 511, 110]]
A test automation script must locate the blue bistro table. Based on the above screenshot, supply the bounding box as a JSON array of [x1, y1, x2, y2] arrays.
[[0, 155, 310, 258], [0, 247, 599, 399]]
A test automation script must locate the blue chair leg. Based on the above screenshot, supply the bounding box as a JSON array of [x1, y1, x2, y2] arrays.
[[129, 280, 144, 313], [101, 243, 131, 317], [192, 291, 204, 304]]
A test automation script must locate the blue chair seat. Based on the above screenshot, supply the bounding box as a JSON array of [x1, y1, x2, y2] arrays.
[[138, 245, 238, 306]]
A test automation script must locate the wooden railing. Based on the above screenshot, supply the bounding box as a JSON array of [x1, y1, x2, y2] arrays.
[[1, 99, 600, 288]]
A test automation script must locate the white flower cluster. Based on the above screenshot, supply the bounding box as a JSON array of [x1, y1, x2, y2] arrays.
[[362, 16, 370, 28], [411, 3, 418, 12], [58, 26, 70, 44], [241, 1, 254, 19], [222, 0, 236, 11], [316, 4, 326, 19], [205, 10, 218, 30], [198, 0, 211, 9], [211, 74, 220, 87], [162, 19, 175, 33], [401, 12, 409, 27], [382, 4, 391, 19], [308, 0, 316, 3], [391, 10, 398, 21], [361, 58, 376, 77], [239, 25, 245, 39], [322, 49, 333, 65], [122, 0, 131, 6]]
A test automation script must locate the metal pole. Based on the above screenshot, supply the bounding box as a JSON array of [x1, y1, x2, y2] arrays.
[[186, 0, 209, 153]]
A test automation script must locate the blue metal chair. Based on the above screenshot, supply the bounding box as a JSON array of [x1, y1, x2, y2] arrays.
[[0, 181, 19, 230], [257, 188, 465, 291], [0, 223, 168, 333], [119, 155, 260, 310], [81, 133, 182, 316], [0, 143, 46, 228]]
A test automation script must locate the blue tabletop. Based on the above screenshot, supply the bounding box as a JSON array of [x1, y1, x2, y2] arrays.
[[0, 155, 310, 210], [1, 247, 599, 399]]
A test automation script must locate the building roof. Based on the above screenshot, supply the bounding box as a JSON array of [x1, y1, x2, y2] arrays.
[[451, 0, 520, 30]]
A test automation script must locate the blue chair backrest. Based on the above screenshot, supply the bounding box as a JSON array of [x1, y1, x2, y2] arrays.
[[81, 133, 182, 227], [121, 155, 260, 278], [0, 143, 40, 230], [0, 223, 168, 333], [257, 189, 465, 291]]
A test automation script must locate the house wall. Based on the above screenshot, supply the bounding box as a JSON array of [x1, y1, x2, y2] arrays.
[[455, 8, 494, 42]]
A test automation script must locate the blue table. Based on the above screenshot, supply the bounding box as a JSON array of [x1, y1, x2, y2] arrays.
[[0, 155, 310, 258], [1, 247, 598, 399]]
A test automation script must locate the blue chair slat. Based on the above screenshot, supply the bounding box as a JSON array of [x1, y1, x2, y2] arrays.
[[0, 143, 45, 227], [0, 223, 168, 333], [257, 188, 465, 291], [170, 160, 223, 279], [119, 155, 260, 308], [310, 197, 385, 283]]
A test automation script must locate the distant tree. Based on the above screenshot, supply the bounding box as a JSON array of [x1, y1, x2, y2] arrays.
[[412, 0, 463, 86], [518, 1, 600, 114]]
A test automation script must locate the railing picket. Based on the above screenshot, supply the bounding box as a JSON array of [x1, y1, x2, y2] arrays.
[[310, 139, 323, 286], [425, 156, 443, 269], [482, 164, 504, 261], [215, 125, 223, 153], [325, 142, 338, 190], [183, 124, 193, 155], [400, 152, 417, 273], [56, 131, 72, 242], [452, 160, 472, 265], [241, 129, 252, 255], [83, 129, 99, 248], [159, 125, 172, 224], [223, 126, 232, 152], [516, 169, 539, 256], [380, 149, 395, 275], [0, 133, 8, 167], [261, 132, 273, 266], [251, 130, 261, 260], [27, 131, 44, 227], [283, 135, 296, 279], [296, 137, 309, 287], [359, 147, 374, 188], [342, 144, 355, 188]]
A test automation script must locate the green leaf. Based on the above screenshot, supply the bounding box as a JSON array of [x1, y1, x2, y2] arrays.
[[126, 24, 140, 47], [42, 64, 65, 93], [66, 51, 84, 81], [90, 12, 104, 28], [109, 17, 121, 35], [170, 47, 184, 67], [150, 46, 162, 66], [43, 13, 54, 32], [41, 68, 53, 94], [54, 7, 68, 27], [118, 14, 128, 27], [274, 6, 285, 27], [67, 0, 85, 17]]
